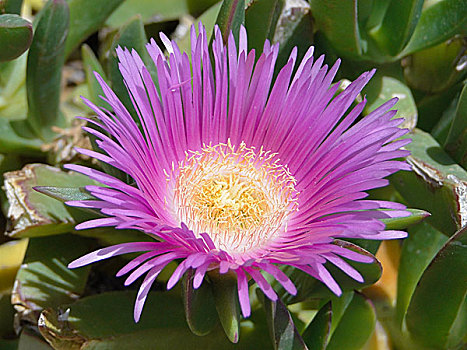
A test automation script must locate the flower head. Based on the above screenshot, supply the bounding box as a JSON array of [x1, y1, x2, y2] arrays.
[[67, 24, 410, 322]]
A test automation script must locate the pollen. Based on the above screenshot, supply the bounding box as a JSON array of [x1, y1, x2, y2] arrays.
[[173, 140, 299, 254]]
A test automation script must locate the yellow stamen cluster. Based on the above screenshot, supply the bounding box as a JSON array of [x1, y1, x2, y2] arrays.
[[173, 140, 299, 254]]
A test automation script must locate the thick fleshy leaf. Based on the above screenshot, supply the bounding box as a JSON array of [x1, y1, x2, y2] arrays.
[[431, 85, 465, 145], [309, 0, 362, 58], [273, 0, 313, 70], [177, 2, 222, 55], [0, 339, 17, 350], [17, 329, 52, 350], [0, 293, 16, 338], [106, 0, 219, 28], [363, 74, 417, 130], [0, 119, 42, 153], [81, 44, 110, 110], [403, 37, 466, 93], [277, 241, 381, 304], [0, 14, 33, 62], [391, 128, 467, 236], [417, 82, 465, 134], [107, 15, 156, 117], [64, 0, 124, 58], [80, 46, 129, 182], [328, 291, 353, 335], [0, 52, 28, 121], [301, 302, 331, 350], [0, 239, 28, 293], [4, 164, 96, 238], [406, 226, 467, 349], [401, 0, 467, 56], [12, 234, 91, 326], [245, 0, 283, 53], [0, 0, 23, 14], [209, 271, 241, 343], [381, 209, 429, 230], [444, 82, 467, 168], [34, 186, 95, 203], [370, 0, 424, 56], [26, 0, 69, 140], [363, 0, 391, 31], [395, 221, 448, 327], [327, 293, 376, 350], [182, 269, 219, 336], [215, 0, 245, 44], [38, 290, 268, 349], [261, 292, 307, 350]]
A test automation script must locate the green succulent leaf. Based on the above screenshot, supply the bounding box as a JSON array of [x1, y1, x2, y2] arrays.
[[403, 38, 466, 94], [0, 118, 42, 153], [65, 0, 124, 58], [18, 329, 52, 350], [34, 186, 95, 202], [80, 46, 128, 182], [0, 14, 33, 62], [0, 52, 28, 121], [391, 128, 467, 236], [363, 0, 391, 31], [444, 82, 467, 169], [245, 0, 283, 53], [309, 0, 362, 58], [326, 292, 376, 350], [26, 0, 69, 140], [38, 290, 265, 349], [272, 0, 313, 71], [395, 221, 448, 327], [0, 238, 28, 294], [370, 0, 424, 56], [106, 0, 220, 28], [209, 271, 241, 343], [0, 293, 16, 338], [0, 0, 23, 14], [107, 15, 157, 118], [0, 339, 18, 350], [261, 292, 307, 350], [416, 81, 465, 133], [301, 302, 331, 350], [381, 208, 430, 230], [401, 0, 467, 56], [81, 44, 110, 110], [215, 0, 245, 44], [12, 234, 91, 325], [405, 226, 467, 349], [4, 164, 97, 238], [176, 1, 222, 55], [182, 269, 219, 336]]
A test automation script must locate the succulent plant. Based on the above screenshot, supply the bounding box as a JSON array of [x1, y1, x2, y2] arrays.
[[0, 0, 465, 349]]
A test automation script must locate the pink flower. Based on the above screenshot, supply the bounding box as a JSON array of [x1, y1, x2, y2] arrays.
[[66, 24, 410, 322]]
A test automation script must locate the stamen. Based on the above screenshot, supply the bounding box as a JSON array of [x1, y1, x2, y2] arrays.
[[173, 140, 299, 254]]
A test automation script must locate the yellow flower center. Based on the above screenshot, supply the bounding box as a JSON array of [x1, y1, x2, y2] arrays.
[[173, 140, 298, 254]]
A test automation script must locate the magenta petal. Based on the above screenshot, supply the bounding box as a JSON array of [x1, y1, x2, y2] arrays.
[[134, 267, 159, 322], [256, 262, 297, 296], [325, 254, 364, 283], [193, 262, 210, 289], [236, 268, 251, 317], [68, 242, 158, 269], [167, 260, 190, 289], [125, 252, 184, 286], [247, 268, 277, 301]]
